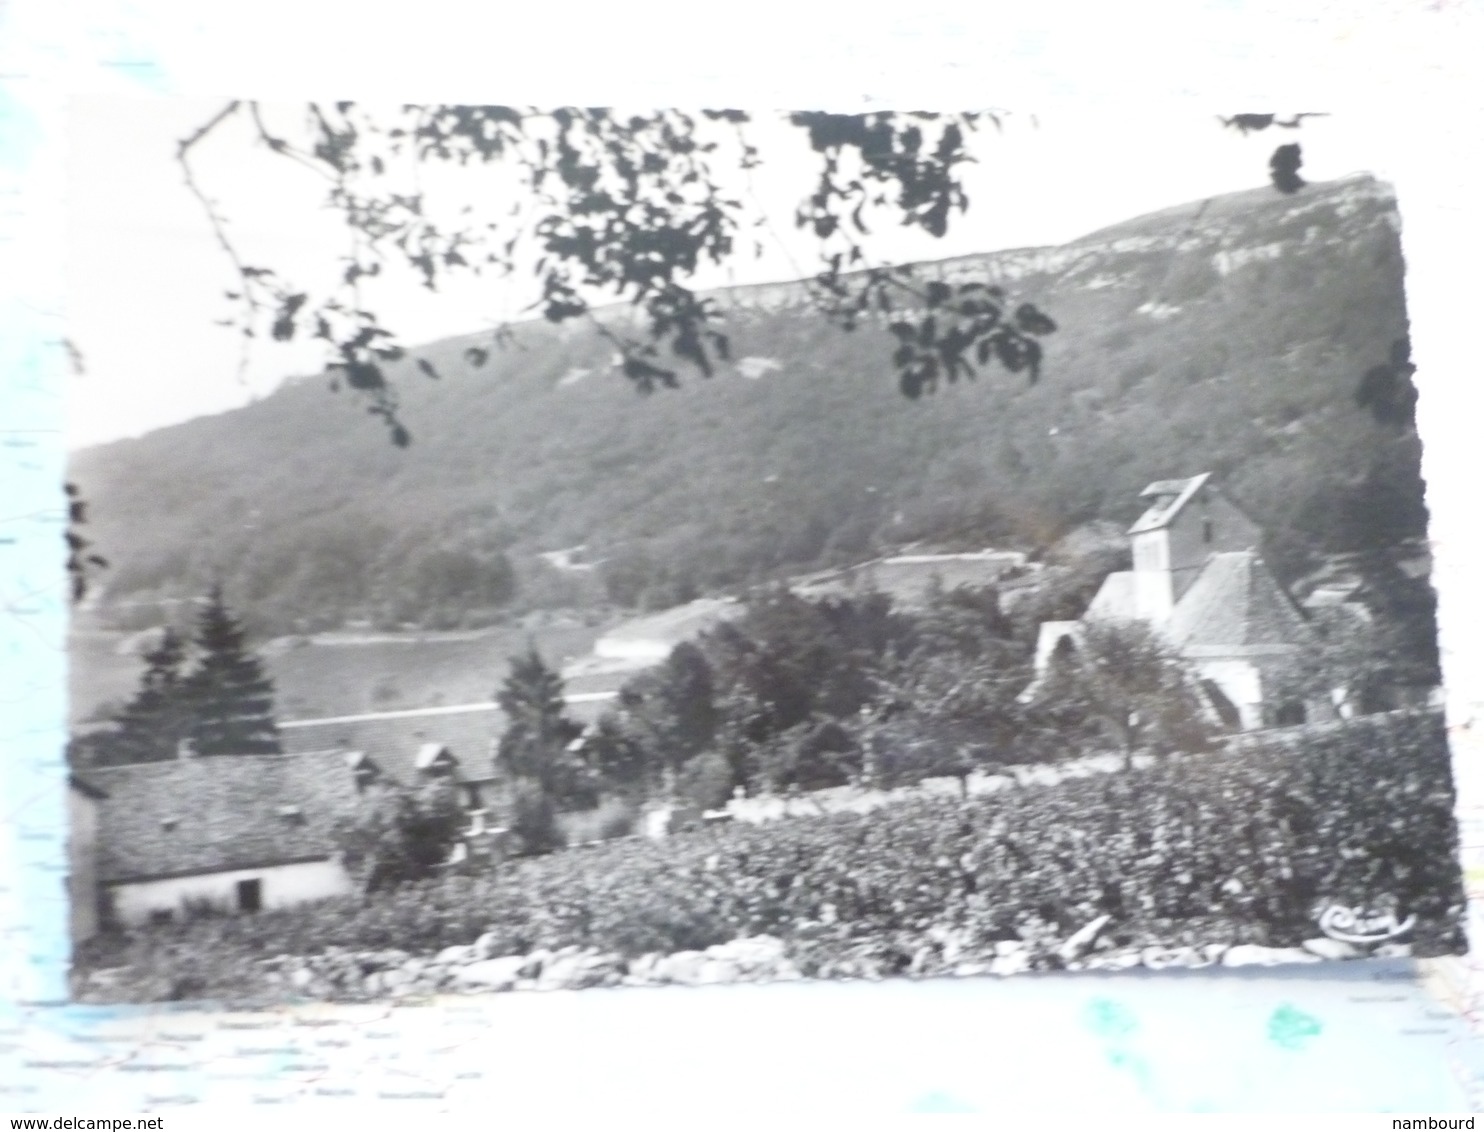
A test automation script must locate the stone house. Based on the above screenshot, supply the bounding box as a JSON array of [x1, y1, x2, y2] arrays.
[[89, 749, 365, 926], [1033, 473, 1326, 730], [281, 708, 502, 827], [78, 696, 633, 928]]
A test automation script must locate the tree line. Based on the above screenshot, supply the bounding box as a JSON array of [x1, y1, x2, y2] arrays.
[[490, 567, 1430, 857]]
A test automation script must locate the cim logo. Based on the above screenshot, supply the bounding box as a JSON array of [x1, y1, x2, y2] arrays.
[[1317, 904, 1417, 944]]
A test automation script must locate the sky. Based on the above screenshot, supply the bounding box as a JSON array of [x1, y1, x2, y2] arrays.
[[64, 97, 1392, 450]]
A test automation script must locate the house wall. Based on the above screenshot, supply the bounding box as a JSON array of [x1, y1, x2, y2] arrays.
[[1131, 561, 1175, 624], [1131, 528, 1169, 574], [1165, 490, 1260, 601], [67, 787, 100, 943], [1131, 530, 1175, 621], [108, 858, 353, 925]]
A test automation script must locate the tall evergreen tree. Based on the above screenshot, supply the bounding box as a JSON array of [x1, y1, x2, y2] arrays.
[[494, 645, 590, 808], [181, 584, 282, 755], [105, 626, 192, 764]]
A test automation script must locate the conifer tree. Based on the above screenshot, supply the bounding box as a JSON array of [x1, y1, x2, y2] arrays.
[[105, 626, 192, 764], [181, 584, 282, 755], [494, 645, 592, 814]]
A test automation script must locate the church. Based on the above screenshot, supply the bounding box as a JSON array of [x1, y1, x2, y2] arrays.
[[1032, 473, 1328, 731]]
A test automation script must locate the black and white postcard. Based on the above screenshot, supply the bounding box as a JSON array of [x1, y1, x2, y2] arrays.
[[63, 100, 1465, 1004]]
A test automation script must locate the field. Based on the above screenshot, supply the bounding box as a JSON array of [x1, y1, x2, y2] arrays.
[[69, 619, 612, 727], [74, 710, 1465, 1003]]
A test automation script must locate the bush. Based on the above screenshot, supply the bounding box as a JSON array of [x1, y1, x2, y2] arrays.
[[559, 795, 638, 844], [510, 781, 565, 857], [675, 751, 737, 811], [756, 720, 858, 792], [331, 780, 467, 892]]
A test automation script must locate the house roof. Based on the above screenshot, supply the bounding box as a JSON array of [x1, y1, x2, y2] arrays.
[[279, 707, 501, 785], [1167, 551, 1313, 652], [89, 749, 364, 884], [278, 699, 614, 785], [1128, 473, 1212, 535]]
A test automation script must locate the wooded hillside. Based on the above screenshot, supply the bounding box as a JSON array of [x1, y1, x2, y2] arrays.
[[71, 174, 1422, 635]]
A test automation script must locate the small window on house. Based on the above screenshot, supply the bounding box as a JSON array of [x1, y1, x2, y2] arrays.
[[160, 818, 178, 832], [1203, 519, 1215, 544], [236, 878, 263, 914]]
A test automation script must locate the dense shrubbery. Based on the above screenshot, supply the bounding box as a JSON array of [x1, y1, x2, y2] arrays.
[[84, 711, 1463, 991], [589, 577, 1223, 811], [598, 583, 1049, 804], [331, 780, 468, 893]]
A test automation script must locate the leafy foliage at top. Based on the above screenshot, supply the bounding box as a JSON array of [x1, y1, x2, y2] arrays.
[[185, 104, 1056, 438], [1217, 113, 1326, 193], [65, 483, 107, 602]]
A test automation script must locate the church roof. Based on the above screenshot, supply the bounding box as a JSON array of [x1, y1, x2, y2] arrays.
[[1128, 473, 1212, 535], [1167, 551, 1313, 653], [1084, 571, 1140, 621]]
